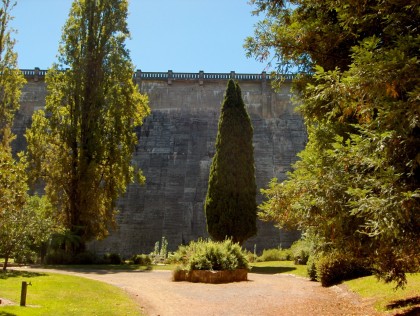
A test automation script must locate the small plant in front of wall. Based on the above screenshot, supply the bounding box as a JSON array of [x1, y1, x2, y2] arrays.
[[150, 236, 168, 264]]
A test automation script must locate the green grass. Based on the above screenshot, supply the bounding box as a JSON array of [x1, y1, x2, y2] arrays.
[[0, 270, 142, 316], [344, 273, 420, 315], [250, 261, 308, 277]]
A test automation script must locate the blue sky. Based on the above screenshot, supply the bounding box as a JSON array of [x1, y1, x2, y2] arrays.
[[11, 0, 270, 74]]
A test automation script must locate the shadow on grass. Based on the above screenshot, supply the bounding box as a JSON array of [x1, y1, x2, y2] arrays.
[[37, 264, 154, 275], [249, 266, 296, 275], [0, 312, 17, 316], [387, 296, 420, 316], [0, 270, 46, 280]]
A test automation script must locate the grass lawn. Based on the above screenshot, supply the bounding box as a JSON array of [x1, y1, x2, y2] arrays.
[[0, 270, 142, 316], [344, 273, 420, 315]]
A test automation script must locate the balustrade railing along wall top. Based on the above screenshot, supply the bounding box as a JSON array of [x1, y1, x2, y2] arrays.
[[20, 68, 295, 82]]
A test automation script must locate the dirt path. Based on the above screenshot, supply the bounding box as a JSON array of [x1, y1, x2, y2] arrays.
[[16, 268, 381, 316]]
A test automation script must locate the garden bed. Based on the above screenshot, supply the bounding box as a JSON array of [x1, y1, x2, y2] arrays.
[[173, 268, 248, 283]]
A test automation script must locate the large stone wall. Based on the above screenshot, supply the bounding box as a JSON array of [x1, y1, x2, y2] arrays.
[[13, 70, 306, 256]]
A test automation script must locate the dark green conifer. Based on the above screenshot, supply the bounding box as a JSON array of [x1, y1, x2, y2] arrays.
[[204, 79, 257, 244]]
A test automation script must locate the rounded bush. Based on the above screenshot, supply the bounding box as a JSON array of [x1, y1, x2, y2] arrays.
[[290, 239, 310, 265], [173, 239, 249, 272], [103, 253, 122, 265], [131, 254, 152, 265], [316, 252, 371, 286]]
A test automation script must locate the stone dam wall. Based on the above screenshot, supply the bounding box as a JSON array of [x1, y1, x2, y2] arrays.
[[13, 69, 306, 256]]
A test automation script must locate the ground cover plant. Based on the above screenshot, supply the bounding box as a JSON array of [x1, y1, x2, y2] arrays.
[[0, 270, 141, 316]]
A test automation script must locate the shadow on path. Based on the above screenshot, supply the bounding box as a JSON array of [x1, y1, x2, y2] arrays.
[[387, 296, 420, 316]]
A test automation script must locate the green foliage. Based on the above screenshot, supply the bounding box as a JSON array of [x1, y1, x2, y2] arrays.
[[315, 252, 371, 287], [0, 0, 29, 271], [45, 249, 73, 265], [205, 79, 257, 244], [103, 253, 122, 265], [130, 254, 152, 266], [290, 239, 311, 265], [253, 0, 420, 287], [150, 236, 168, 263], [172, 239, 249, 272], [73, 251, 98, 264], [0, 0, 26, 146], [257, 248, 292, 262], [25, 0, 150, 250], [306, 256, 317, 281]]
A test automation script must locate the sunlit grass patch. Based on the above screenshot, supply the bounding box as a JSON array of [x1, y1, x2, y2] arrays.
[[0, 270, 142, 316], [344, 273, 420, 314]]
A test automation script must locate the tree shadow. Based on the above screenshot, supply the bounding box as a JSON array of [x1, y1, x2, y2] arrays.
[[0, 270, 46, 280], [386, 296, 420, 316], [249, 266, 296, 275], [41, 264, 153, 275], [0, 312, 17, 316]]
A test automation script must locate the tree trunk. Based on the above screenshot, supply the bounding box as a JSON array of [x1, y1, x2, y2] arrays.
[[2, 255, 9, 271]]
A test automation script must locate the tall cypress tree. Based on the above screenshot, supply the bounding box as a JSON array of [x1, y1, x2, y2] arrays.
[[204, 79, 257, 244]]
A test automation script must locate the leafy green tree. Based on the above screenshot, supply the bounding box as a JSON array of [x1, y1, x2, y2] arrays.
[[205, 79, 257, 245], [0, 0, 26, 145], [249, 0, 419, 286], [0, 0, 27, 271], [0, 150, 28, 270], [26, 0, 150, 253]]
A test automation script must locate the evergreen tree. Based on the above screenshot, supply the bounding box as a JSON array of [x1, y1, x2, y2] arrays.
[[26, 0, 150, 253], [205, 79, 257, 245]]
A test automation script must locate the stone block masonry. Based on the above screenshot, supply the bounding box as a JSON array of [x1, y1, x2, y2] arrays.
[[13, 70, 306, 256]]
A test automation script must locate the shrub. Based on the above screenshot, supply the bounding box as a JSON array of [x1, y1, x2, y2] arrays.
[[316, 252, 371, 287], [258, 248, 292, 262], [173, 239, 249, 271], [131, 254, 152, 266], [149, 237, 169, 264], [73, 251, 97, 264], [45, 250, 72, 265], [306, 256, 318, 281], [14, 251, 37, 265], [290, 239, 311, 265], [103, 253, 122, 265]]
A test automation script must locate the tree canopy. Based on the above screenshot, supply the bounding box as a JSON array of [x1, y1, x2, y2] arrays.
[[248, 0, 420, 286], [26, 0, 150, 252], [205, 79, 257, 245]]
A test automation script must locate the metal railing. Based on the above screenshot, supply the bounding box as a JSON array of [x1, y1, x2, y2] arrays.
[[20, 68, 295, 82]]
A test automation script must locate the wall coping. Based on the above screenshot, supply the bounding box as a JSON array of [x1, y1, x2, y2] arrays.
[[20, 68, 295, 82]]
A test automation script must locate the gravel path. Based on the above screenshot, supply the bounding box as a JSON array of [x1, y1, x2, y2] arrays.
[[15, 268, 381, 316]]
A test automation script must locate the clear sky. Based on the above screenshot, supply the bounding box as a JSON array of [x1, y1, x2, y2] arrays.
[[11, 0, 270, 74]]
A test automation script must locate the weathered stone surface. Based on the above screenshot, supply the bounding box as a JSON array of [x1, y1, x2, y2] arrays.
[[13, 72, 305, 256], [173, 269, 248, 283]]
